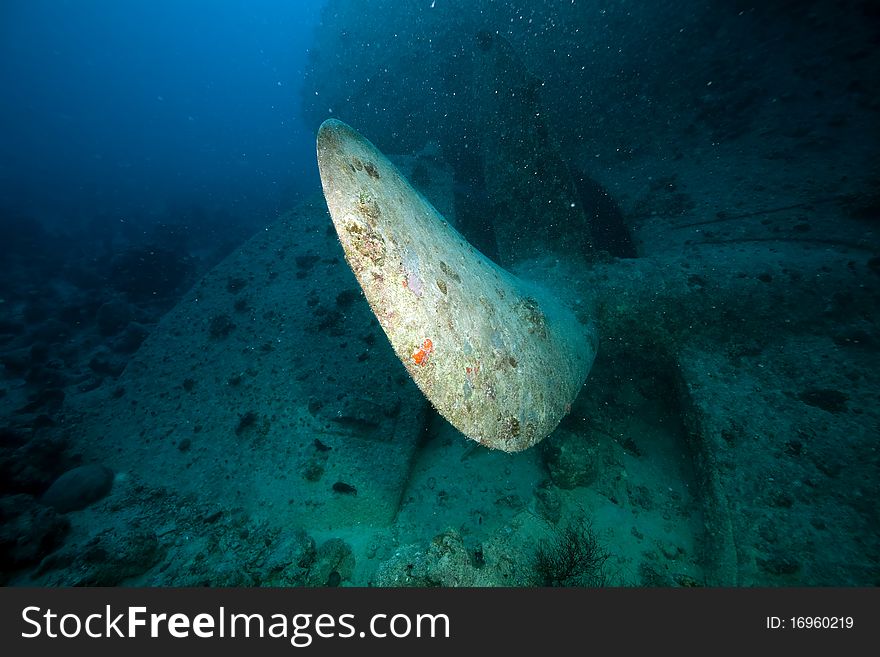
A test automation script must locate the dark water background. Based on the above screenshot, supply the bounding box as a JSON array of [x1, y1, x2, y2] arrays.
[[1, 0, 322, 241]]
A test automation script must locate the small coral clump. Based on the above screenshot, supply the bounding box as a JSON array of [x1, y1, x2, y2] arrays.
[[412, 338, 433, 366]]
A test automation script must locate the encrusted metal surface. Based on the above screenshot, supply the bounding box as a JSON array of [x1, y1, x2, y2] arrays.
[[317, 119, 595, 451]]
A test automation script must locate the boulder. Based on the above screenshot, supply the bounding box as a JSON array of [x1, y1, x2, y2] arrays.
[[41, 464, 114, 513]]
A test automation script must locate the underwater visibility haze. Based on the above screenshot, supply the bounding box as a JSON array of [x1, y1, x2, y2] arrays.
[[0, 0, 878, 588]]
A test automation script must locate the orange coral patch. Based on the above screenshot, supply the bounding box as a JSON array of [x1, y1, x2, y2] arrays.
[[412, 338, 434, 366]]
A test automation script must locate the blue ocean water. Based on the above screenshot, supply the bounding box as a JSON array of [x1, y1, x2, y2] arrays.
[[0, 0, 877, 587]]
